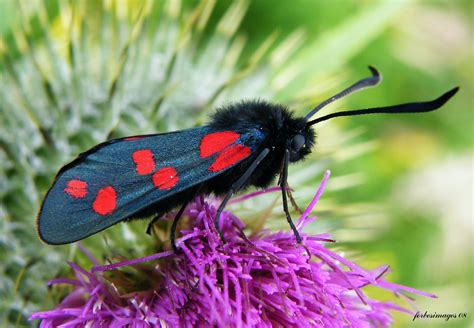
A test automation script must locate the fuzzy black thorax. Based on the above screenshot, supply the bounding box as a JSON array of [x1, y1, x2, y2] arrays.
[[210, 100, 316, 163]]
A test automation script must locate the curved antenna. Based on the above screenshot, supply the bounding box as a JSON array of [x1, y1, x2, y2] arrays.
[[307, 87, 459, 126], [304, 66, 382, 121]]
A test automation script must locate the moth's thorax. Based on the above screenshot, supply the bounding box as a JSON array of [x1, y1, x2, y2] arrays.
[[210, 100, 316, 163]]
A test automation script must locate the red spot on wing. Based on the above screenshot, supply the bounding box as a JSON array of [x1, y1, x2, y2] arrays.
[[209, 145, 251, 172], [152, 167, 179, 190], [92, 186, 117, 216], [200, 131, 240, 158], [124, 136, 144, 141], [132, 149, 155, 175], [64, 179, 87, 198]]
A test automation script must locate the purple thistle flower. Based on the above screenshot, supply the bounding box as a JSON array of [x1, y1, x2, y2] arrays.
[[30, 171, 435, 327]]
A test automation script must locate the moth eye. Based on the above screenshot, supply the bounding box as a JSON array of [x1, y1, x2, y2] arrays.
[[290, 134, 306, 151]]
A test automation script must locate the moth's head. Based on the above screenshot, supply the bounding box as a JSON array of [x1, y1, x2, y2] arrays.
[[287, 125, 315, 162]]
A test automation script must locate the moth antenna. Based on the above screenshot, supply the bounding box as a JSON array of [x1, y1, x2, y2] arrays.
[[304, 66, 381, 121], [307, 87, 459, 126]]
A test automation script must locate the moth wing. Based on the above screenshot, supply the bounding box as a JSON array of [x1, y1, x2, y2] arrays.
[[37, 127, 264, 244]]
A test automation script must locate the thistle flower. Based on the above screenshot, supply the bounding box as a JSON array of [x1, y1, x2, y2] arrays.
[[30, 171, 435, 327]]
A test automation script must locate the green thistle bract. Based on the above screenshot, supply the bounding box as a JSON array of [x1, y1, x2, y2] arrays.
[[0, 1, 305, 324]]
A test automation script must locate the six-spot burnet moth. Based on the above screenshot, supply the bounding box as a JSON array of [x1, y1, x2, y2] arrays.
[[37, 66, 458, 251]]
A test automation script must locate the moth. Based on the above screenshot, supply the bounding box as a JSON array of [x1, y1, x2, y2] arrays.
[[37, 67, 458, 250]]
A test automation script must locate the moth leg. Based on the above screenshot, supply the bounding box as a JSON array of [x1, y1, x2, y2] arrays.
[[170, 202, 189, 252], [277, 160, 301, 213], [146, 215, 161, 235], [287, 186, 303, 214], [215, 148, 270, 243], [214, 191, 233, 243], [280, 149, 302, 243]]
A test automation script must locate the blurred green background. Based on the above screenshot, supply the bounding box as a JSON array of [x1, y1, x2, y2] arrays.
[[0, 0, 472, 327]]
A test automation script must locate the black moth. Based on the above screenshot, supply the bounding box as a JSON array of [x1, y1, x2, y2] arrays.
[[37, 67, 458, 251]]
